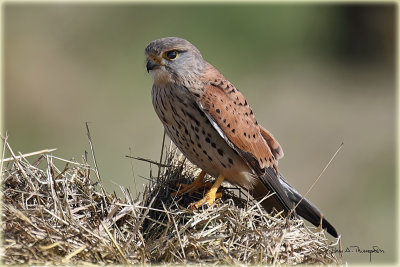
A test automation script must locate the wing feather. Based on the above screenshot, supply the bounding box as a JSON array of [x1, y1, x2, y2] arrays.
[[259, 126, 284, 160], [189, 63, 295, 212], [197, 65, 277, 175]]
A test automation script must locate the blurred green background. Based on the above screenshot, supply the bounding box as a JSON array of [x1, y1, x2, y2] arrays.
[[3, 3, 396, 264]]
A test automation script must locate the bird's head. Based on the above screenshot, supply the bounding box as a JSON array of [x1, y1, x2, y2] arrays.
[[145, 37, 206, 86]]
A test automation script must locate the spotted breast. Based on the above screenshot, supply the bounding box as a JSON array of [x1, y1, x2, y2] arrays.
[[152, 83, 256, 189]]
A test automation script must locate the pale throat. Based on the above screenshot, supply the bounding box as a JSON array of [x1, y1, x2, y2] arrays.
[[149, 69, 174, 86]]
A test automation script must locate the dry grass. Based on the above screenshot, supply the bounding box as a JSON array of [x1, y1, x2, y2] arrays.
[[1, 137, 342, 265]]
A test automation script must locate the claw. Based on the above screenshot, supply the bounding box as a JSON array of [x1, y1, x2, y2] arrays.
[[172, 170, 206, 197], [190, 174, 225, 209]]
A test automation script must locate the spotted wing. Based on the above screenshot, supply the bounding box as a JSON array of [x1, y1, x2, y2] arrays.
[[259, 125, 284, 160], [195, 64, 293, 211], [197, 65, 277, 174]]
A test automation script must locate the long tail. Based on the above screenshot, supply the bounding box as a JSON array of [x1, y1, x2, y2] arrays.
[[279, 174, 338, 238], [256, 168, 338, 238]]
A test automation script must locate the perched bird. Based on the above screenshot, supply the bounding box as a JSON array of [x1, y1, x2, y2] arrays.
[[145, 37, 338, 238]]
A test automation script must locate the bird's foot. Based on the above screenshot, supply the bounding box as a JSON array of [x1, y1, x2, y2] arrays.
[[172, 170, 208, 197], [190, 174, 225, 209], [190, 190, 222, 209]]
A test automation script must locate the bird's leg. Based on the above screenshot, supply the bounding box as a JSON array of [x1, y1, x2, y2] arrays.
[[191, 174, 225, 209], [172, 170, 209, 197]]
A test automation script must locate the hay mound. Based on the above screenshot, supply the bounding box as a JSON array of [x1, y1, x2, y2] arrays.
[[1, 140, 341, 265]]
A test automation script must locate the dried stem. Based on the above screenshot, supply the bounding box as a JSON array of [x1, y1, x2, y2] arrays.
[[2, 137, 341, 265]]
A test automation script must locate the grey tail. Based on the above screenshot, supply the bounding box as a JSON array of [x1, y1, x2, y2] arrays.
[[279, 174, 339, 238]]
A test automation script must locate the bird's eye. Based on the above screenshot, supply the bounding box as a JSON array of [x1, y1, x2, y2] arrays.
[[165, 50, 178, 60]]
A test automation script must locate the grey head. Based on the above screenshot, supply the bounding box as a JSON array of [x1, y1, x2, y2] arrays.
[[145, 37, 206, 86]]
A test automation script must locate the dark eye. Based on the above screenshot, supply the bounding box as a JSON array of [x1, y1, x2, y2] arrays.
[[165, 50, 178, 60]]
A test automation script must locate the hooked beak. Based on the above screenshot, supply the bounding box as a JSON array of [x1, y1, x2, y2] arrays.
[[146, 59, 159, 72]]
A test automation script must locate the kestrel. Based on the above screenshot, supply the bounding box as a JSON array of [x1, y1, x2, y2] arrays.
[[145, 37, 338, 238]]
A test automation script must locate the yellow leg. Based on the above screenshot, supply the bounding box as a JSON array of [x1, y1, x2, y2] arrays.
[[191, 174, 225, 209], [172, 170, 207, 197]]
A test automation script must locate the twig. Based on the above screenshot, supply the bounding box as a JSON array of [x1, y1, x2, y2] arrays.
[[272, 229, 286, 266], [1, 133, 8, 172], [62, 244, 87, 263], [125, 155, 172, 168], [157, 130, 166, 180], [171, 213, 186, 259], [293, 142, 344, 212], [1, 134, 31, 185], [51, 156, 90, 168], [128, 147, 138, 196], [100, 221, 129, 264], [85, 122, 101, 182], [39, 242, 62, 251], [85, 122, 108, 210], [5, 205, 39, 230], [2, 148, 57, 162]]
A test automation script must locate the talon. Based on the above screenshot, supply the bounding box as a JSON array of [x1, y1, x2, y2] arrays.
[[171, 170, 206, 197], [187, 182, 213, 196], [190, 174, 225, 209]]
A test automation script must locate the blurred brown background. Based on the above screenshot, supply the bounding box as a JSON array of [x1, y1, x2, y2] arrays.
[[3, 3, 396, 264]]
